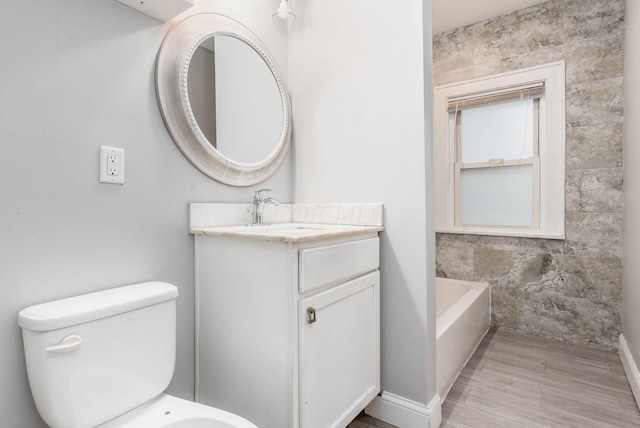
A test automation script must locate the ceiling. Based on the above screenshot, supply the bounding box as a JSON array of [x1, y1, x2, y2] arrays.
[[432, 0, 550, 35]]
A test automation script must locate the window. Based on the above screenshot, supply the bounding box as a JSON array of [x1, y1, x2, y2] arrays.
[[434, 61, 565, 239]]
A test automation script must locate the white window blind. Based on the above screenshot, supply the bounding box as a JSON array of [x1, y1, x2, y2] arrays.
[[447, 83, 544, 112]]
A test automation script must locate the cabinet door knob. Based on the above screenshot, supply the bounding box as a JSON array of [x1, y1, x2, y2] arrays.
[[307, 307, 317, 324]]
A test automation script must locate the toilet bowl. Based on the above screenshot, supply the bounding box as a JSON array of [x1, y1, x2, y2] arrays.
[[98, 394, 257, 428], [18, 282, 257, 428]]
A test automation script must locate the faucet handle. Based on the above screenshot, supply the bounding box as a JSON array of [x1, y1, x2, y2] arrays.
[[253, 188, 272, 202]]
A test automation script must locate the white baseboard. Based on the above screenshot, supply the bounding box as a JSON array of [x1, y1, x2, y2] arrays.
[[365, 391, 442, 428], [619, 334, 640, 410]]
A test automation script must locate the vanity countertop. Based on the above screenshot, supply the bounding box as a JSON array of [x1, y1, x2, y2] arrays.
[[190, 222, 383, 243]]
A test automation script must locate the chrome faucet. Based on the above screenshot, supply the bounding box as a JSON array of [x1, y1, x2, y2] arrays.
[[251, 189, 280, 225]]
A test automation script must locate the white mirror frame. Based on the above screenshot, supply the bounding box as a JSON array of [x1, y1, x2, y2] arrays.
[[156, 13, 292, 186]]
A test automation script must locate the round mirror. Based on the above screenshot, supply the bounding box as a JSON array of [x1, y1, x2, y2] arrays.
[[156, 13, 291, 186], [187, 35, 284, 164]]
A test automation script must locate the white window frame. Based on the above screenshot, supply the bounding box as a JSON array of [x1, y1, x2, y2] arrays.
[[434, 61, 565, 239]]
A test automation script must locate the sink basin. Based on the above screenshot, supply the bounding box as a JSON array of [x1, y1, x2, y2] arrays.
[[246, 224, 328, 232], [264, 225, 329, 235], [241, 223, 333, 237]]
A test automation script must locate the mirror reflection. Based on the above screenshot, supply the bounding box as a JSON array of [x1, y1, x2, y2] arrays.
[[187, 35, 284, 164]]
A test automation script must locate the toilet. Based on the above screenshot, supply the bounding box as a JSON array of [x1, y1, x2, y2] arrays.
[[18, 281, 257, 428]]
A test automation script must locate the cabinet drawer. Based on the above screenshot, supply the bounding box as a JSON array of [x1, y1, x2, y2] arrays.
[[299, 237, 379, 293]]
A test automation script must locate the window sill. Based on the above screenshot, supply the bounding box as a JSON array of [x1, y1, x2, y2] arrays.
[[435, 228, 565, 240]]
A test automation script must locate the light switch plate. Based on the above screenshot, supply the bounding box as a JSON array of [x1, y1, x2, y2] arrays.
[[100, 146, 125, 184]]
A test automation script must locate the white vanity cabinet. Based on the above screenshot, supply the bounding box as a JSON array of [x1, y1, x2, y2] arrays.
[[194, 231, 381, 428]]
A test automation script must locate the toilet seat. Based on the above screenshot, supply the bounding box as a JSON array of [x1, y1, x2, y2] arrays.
[[97, 394, 258, 428]]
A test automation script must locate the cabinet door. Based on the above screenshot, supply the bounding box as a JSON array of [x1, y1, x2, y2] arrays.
[[299, 271, 380, 428]]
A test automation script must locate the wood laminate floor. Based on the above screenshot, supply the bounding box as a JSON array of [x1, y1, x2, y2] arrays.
[[442, 328, 640, 427], [348, 412, 397, 428], [349, 328, 640, 427]]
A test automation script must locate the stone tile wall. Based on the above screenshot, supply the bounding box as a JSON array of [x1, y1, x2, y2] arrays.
[[433, 0, 625, 349]]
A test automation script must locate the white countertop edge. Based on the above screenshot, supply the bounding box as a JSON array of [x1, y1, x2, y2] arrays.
[[190, 222, 384, 243]]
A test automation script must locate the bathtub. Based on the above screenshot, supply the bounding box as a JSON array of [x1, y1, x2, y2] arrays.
[[436, 278, 490, 400]]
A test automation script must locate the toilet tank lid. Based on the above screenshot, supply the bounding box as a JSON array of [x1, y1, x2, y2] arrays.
[[18, 282, 178, 332]]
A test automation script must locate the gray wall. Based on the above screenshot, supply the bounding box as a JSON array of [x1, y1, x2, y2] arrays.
[[623, 0, 640, 372], [289, 0, 437, 406], [434, 0, 625, 349], [0, 1, 289, 426]]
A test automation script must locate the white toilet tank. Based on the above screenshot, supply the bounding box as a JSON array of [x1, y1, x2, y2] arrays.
[[18, 282, 179, 428]]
